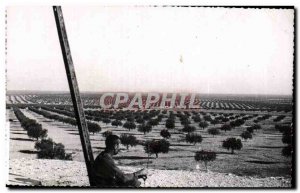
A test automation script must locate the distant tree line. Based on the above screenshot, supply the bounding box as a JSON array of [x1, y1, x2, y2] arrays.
[[28, 107, 101, 135]]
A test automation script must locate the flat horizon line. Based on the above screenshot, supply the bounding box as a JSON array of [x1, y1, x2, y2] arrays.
[[6, 89, 293, 97]]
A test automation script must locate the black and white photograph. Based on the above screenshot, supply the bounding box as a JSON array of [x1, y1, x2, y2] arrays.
[[4, 5, 295, 188]]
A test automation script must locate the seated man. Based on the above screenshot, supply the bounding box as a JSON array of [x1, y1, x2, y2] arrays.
[[93, 134, 147, 187]]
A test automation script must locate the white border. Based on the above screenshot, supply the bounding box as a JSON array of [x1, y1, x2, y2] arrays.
[[0, 1, 298, 193]]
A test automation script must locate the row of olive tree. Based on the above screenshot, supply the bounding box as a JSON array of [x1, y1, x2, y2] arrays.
[[13, 107, 71, 160], [276, 124, 293, 157], [29, 106, 101, 135], [13, 107, 47, 140]]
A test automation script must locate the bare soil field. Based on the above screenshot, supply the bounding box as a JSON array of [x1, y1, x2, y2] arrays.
[[8, 158, 291, 187], [6, 93, 293, 187]]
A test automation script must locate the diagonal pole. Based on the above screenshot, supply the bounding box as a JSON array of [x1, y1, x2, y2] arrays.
[[53, 6, 95, 186]]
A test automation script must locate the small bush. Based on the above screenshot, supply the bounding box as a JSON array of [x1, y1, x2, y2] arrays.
[[120, 134, 138, 149], [222, 137, 243, 154], [234, 119, 245, 127], [282, 145, 292, 157], [182, 125, 196, 133], [210, 119, 220, 125], [195, 150, 217, 171], [246, 127, 254, 133], [199, 121, 209, 129], [240, 131, 252, 141], [282, 134, 292, 144], [136, 117, 145, 124], [186, 133, 203, 145], [220, 124, 232, 132], [88, 122, 101, 134], [27, 124, 48, 140], [138, 123, 152, 135], [192, 116, 201, 122], [102, 118, 111, 125], [111, 120, 123, 127], [207, 128, 220, 137], [144, 139, 170, 158], [203, 115, 212, 122], [180, 117, 191, 126], [123, 121, 136, 131], [148, 119, 159, 127], [160, 129, 171, 139], [274, 115, 286, 122], [35, 138, 72, 160], [252, 124, 262, 131], [166, 119, 175, 130], [275, 124, 291, 134]]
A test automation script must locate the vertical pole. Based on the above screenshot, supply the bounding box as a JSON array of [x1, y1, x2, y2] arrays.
[[53, 6, 95, 186]]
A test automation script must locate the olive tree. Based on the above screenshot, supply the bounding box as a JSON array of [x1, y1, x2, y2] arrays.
[[186, 133, 203, 145], [35, 138, 72, 160], [27, 123, 47, 141], [222, 137, 243, 154], [144, 139, 170, 158], [123, 121, 136, 131], [208, 128, 220, 137], [240, 131, 252, 141], [120, 134, 138, 150], [111, 120, 123, 127], [102, 118, 111, 125], [210, 119, 220, 126], [252, 124, 262, 131], [182, 125, 196, 133], [195, 150, 217, 171], [160, 129, 171, 139], [199, 121, 209, 130], [88, 122, 102, 135], [246, 127, 254, 134], [138, 123, 152, 135], [220, 124, 232, 132], [165, 119, 175, 130]]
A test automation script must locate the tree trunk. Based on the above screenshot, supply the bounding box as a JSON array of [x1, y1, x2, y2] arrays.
[[205, 162, 208, 172], [231, 149, 234, 154], [126, 145, 129, 150], [155, 153, 158, 158]]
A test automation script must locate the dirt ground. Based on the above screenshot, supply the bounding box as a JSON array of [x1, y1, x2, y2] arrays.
[[6, 108, 293, 187], [8, 158, 291, 187]]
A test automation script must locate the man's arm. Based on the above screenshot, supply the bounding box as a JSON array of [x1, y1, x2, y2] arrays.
[[105, 156, 141, 187]]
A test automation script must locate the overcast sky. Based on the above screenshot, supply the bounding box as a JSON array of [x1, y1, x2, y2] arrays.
[[6, 6, 294, 95]]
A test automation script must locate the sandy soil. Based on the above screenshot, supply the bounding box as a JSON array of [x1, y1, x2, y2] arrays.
[[7, 158, 291, 187], [8, 108, 292, 178], [7, 108, 292, 188]]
